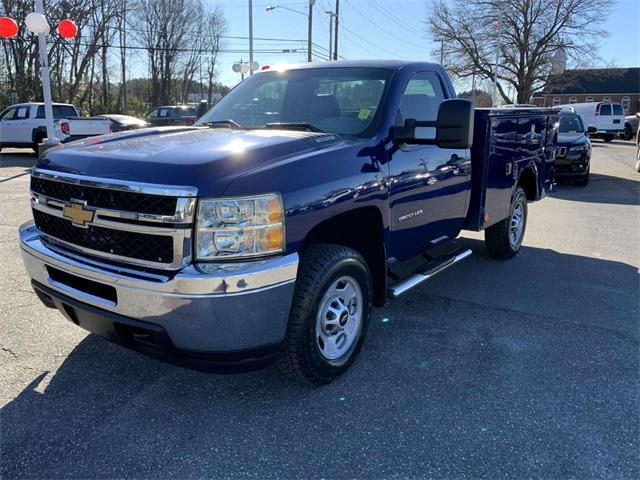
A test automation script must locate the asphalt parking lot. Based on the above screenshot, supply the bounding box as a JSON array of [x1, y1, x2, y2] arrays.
[[1, 140, 638, 479]]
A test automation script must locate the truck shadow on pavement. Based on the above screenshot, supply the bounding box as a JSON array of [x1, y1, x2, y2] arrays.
[[552, 173, 640, 206], [1, 241, 638, 478]]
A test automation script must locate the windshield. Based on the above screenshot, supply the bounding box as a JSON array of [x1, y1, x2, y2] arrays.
[[559, 114, 585, 133], [196, 67, 392, 137]]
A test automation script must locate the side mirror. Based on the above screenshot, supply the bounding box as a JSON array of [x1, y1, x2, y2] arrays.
[[393, 99, 474, 149], [587, 126, 597, 134]]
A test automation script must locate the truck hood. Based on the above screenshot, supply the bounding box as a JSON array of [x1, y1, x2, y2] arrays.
[[36, 127, 339, 196]]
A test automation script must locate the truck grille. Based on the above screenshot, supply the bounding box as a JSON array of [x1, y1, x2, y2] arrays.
[[31, 176, 177, 216], [29, 170, 196, 269], [33, 210, 174, 264]]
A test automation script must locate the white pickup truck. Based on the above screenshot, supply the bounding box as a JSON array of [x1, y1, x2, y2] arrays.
[[0, 102, 111, 152]]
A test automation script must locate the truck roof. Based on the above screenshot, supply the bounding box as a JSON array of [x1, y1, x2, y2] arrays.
[[12, 102, 75, 107], [263, 60, 443, 71]]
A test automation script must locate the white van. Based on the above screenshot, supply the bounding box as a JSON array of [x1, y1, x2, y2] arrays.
[[559, 102, 625, 142]]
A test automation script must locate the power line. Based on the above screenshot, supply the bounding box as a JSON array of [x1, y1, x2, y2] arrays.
[[345, 1, 426, 50]]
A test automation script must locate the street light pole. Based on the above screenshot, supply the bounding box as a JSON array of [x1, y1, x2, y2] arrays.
[[326, 10, 336, 60], [333, 0, 339, 61], [249, 0, 254, 75], [34, 0, 58, 145], [307, 1, 313, 62]]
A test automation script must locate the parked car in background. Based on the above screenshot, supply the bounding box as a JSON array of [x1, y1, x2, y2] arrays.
[[98, 114, 150, 132], [0, 102, 111, 153], [146, 105, 197, 127], [621, 114, 638, 141], [560, 102, 625, 142], [554, 112, 592, 186]]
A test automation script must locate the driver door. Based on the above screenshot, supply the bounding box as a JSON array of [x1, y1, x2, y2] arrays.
[[387, 71, 471, 260]]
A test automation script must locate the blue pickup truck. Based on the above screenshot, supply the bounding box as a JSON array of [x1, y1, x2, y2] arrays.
[[19, 61, 558, 384]]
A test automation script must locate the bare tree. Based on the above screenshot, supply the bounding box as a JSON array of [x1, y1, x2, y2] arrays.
[[428, 0, 609, 104], [204, 6, 227, 107]]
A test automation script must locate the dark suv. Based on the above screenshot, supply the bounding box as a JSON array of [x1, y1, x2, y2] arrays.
[[146, 106, 197, 127], [554, 112, 592, 186]]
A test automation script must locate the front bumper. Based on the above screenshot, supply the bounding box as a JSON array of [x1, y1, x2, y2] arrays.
[[554, 150, 590, 177], [20, 222, 298, 365]]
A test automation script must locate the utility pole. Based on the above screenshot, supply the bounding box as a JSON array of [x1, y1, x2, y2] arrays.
[[333, 0, 339, 60], [440, 39, 443, 65], [307, 1, 314, 62], [249, 0, 254, 75], [33, 0, 57, 146]]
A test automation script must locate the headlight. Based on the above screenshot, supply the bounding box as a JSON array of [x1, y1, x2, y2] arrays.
[[569, 145, 589, 153], [196, 193, 285, 260]]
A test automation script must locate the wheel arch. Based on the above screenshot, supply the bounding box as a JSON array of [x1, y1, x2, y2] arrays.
[[518, 165, 538, 201], [301, 206, 387, 307]]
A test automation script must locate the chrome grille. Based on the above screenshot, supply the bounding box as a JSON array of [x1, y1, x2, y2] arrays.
[[29, 169, 197, 270]]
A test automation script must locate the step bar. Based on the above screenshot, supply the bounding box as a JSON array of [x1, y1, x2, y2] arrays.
[[387, 248, 472, 298]]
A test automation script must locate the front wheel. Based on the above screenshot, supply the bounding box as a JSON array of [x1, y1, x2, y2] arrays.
[[622, 125, 633, 141], [485, 187, 528, 259], [278, 244, 372, 384], [636, 147, 640, 173], [602, 134, 614, 143], [576, 167, 590, 186]]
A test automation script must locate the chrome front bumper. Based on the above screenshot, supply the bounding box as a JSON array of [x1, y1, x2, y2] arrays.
[[20, 222, 298, 352]]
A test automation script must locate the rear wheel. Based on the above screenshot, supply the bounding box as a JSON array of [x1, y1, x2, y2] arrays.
[[636, 146, 640, 173], [602, 134, 614, 143], [32, 133, 45, 154], [278, 244, 372, 384], [622, 124, 633, 141], [485, 187, 527, 259]]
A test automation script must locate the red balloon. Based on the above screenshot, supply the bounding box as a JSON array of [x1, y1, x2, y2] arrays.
[[57, 19, 78, 39], [0, 17, 19, 39]]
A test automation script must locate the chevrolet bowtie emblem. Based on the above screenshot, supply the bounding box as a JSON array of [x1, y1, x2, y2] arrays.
[[63, 201, 95, 228]]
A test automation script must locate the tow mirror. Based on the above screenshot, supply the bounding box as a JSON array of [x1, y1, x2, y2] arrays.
[[394, 99, 474, 149], [587, 126, 597, 134]]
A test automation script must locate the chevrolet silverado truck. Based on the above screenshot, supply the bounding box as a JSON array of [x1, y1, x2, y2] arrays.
[[19, 61, 558, 384], [0, 102, 111, 153]]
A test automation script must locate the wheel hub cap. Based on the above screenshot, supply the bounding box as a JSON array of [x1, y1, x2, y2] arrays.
[[316, 276, 363, 361]]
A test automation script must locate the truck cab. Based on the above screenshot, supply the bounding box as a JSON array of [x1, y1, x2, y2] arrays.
[[19, 61, 558, 384]]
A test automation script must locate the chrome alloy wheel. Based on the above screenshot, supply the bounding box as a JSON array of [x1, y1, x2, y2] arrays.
[[510, 201, 525, 249], [315, 275, 363, 362]]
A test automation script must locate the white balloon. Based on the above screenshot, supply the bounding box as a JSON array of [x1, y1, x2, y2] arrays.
[[232, 63, 241, 73], [250, 61, 259, 72], [25, 12, 49, 35], [240, 63, 249, 74]]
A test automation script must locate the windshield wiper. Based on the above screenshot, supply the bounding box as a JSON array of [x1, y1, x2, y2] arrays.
[[202, 119, 244, 129], [264, 122, 329, 134]]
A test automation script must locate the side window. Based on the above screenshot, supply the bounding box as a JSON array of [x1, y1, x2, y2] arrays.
[[600, 104, 612, 116], [602, 96, 611, 103], [586, 96, 594, 103], [612, 104, 623, 116], [553, 97, 561, 106], [147, 109, 158, 118], [52, 106, 78, 118], [159, 108, 171, 117], [0, 107, 18, 120], [16, 106, 29, 119], [569, 97, 577, 104], [396, 71, 445, 128]]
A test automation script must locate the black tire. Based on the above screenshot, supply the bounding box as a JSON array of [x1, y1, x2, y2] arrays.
[[602, 134, 614, 143], [32, 133, 45, 154], [622, 124, 633, 141], [636, 147, 640, 173], [485, 186, 527, 259], [278, 244, 372, 385], [575, 168, 590, 186]]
